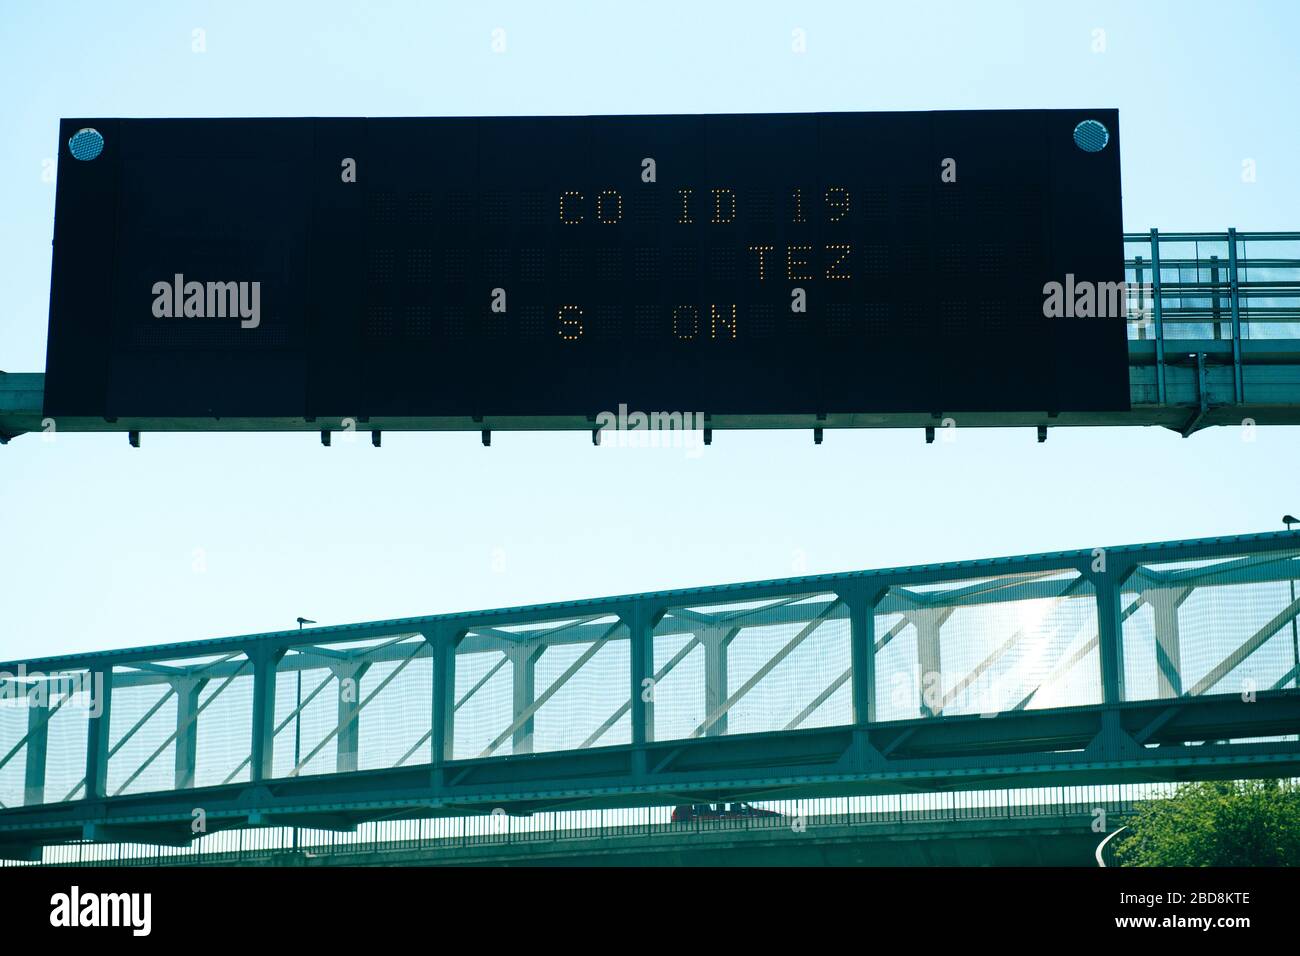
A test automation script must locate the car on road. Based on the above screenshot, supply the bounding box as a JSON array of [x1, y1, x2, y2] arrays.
[[670, 802, 783, 823]]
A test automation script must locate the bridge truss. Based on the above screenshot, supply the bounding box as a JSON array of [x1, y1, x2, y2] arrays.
[[1, 530, 1298, 860]]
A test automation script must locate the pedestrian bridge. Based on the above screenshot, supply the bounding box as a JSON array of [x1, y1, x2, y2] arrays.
[[2, 530, 1298, 861]]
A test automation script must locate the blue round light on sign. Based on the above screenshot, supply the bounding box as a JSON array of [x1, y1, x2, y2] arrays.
[[68, 127, 104, 161], [1072, 120, 1109, 153]]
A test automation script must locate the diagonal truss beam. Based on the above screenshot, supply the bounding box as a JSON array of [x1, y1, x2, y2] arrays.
[[713, 594, 837, 628], [455, 654, 509, 711], [874, 615, 912, 653], [1186, 595, 1300, 697], [128, 662, 186, 676], [1014, 594, 1145, 711], [939, 573, 1094, 712], [692, 600, 842, 738], [395, 729, 433, 768], [469, 614, 608, 647], [784, 668, 851, 731], [881, 572, 1083, 614], [1127, 566, 1170, 588], [941, 629, 1025, 712], [660, 607, 723, 628], [219, 666, 337, 785], [1165, 551, 1300, 589], [0, 690, 76, 808], [92, 652, 244, 791], [103, 687, 176, 770], [915, 569, 1076, 605], [294, 632, 419, 668], [480, 622, 622, 758], [290, 641, 424, 776], [580, 635, 703, 749], [0, 690, 73, 775], [111, 661, 249, 796], [1273, 661, 1300, 691]]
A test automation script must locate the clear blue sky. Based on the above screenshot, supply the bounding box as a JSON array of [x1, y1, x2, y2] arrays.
[[2, 0, 1299, 662]]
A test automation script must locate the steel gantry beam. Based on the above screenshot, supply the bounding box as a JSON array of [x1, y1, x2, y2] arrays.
[[2, 530, 1300, 860], [3, 230, 1300, 442]]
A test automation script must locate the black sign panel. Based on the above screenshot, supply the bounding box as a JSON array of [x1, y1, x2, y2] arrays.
[[43, 111, 1127, 419]]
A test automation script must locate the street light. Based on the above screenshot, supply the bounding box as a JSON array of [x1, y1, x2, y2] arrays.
[[1283, 520, 1299, 689], [292, 616, 314, 764], [292, 621, 314, 853]]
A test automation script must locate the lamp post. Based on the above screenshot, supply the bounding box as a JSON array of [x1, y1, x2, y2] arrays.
[[292, 621, 314, 853], [293, 621, 313, 770], [1284, 519, 1299, 689]]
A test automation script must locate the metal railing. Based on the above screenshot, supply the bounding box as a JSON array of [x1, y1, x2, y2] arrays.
[[15, 784, 1150, 867], [1124, 231, 1300, 341]]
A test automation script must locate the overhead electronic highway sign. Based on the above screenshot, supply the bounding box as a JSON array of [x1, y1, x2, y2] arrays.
[[42, 110, 1127, 422]]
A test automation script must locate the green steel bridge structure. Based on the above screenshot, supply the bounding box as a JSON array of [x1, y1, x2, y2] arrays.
[[2, 529, 1298, 863], [3, 229, 1300, 441]]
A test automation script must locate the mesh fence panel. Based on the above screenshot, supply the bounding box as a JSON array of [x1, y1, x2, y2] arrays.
[[107, 679, 176, 797], [273, 656, 337, 778], [454, 617, 629, 757], [45, 688, 91, 802], [359, 655, 432, 770], [725, 611, 851, 734], [0, 672, 104, 805], [875, 569, 1100, 719], [651, 592, 850, 741], [195, 666, 252, 788], [453, 646, 512, 759], [531, 628, 629, 752], [270, 635, 433, 778], [874, 611, 920, 722], [1122, 551, 1300, 700], [650, 634, 704, 741], [0, 703, 24, 808]]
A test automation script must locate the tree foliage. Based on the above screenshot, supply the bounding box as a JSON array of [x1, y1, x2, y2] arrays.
[[1116, 778, 1300, 866]]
